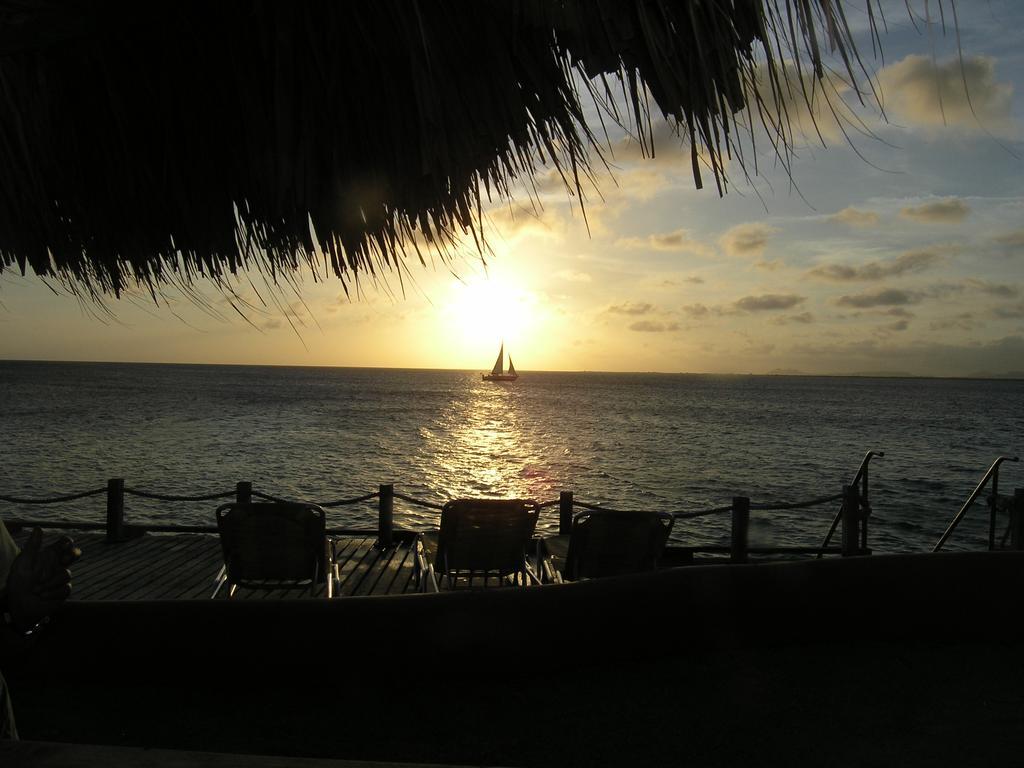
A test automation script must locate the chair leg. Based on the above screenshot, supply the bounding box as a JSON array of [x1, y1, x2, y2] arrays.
[[211, 569, 227, 599]]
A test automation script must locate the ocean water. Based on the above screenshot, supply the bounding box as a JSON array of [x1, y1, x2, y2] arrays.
[[1, 360, 1023, 554]]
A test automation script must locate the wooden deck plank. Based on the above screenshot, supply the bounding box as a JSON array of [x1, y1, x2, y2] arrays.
[[368, 544, 413, 596], [334, 537, 373, 590], [75, 537, 186, 600], [78, 537, 199, 601], [114, 537, 222, 601], [86, 536, 210, 601], [144, 539, 225, 600], [9, 530, 422, 601], [353, 543, 401, 597], [338, 541, 384, 596]]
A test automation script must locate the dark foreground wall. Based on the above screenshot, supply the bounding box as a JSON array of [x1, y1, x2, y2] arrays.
[[6, 553, 1024, 767], [16, 551, 1024, 672]]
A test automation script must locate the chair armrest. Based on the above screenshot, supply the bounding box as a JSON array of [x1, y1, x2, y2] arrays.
[[412, 534, 439, 593], [535, 537, 565, 584]]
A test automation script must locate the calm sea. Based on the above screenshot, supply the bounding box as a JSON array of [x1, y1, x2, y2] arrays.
[[1, 360, 1023, 553]]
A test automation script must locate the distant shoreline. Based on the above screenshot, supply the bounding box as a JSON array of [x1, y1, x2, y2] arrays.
[[2, 357, 1023, 382]]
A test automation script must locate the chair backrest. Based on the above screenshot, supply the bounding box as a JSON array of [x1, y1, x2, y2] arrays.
[[436, 499, 539, 576], [215, 502, 327, 586], [565, 510, 674, 580]]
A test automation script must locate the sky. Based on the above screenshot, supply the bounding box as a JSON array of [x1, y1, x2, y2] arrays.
[[3, 1, 1024, 377]]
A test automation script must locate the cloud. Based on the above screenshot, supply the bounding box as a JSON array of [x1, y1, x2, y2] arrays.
[[930, 313, 979, 332], [899, 198, 970, 224], [485, 204, 566, 242], [610, 120, 687, 165], [611, 168, 672, 203], [993, 230, 1024, 251], [684, 276, 705, 284], [629, 320, 680, 333], [884, 308, 914, 319], [607, 302, 653, 316], [555, 269, 592, 283], [682, 303, 710, 318], [831, 207, 880, 228], [836, 288, 923, 308], [877, 55, 1015, 138], [719, 223, 779, 258], [615, 228, 714, 257], [749, 61, 854, 143], [992, 302, 1024, 319], [807, 249, 942, 282], [771, 312, 814, 326], [965, 279, 1018, 298], [735, 294, 805, 312], [789, 335, 1024, 378]]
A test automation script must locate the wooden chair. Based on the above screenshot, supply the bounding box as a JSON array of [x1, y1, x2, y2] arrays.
[[212, 502, 336, 598], [415, 499, 541, 591], [541, 509, 674, 582]]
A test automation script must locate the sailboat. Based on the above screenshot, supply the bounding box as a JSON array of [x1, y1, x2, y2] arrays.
[[481, 341, 519, 382]]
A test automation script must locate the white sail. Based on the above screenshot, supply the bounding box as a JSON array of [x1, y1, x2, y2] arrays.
[[491, 343, 504, 375], [507, 357, 516, 376]]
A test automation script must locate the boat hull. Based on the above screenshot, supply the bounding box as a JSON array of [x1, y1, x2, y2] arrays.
[[481, 373, 519, 381]]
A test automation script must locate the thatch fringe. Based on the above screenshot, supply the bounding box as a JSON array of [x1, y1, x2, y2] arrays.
[[0, 1, 891, 299]]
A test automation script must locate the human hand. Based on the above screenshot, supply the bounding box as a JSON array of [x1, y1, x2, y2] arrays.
[[5, 528, 81, 632]]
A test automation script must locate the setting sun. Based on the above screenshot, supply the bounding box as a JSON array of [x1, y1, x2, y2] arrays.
[[443, 274, 542, 357]]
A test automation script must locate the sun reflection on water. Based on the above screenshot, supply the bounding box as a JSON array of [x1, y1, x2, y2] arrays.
[[407, 379, 558, 528]]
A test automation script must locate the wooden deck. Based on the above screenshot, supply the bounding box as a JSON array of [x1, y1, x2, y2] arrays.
[[12, 530, 423, 600]]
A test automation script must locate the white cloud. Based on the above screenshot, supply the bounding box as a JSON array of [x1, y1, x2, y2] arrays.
[[877, 55, 1015, 138], [831, 207, 880, 228], [900, 198, 970, 224], [719, 223, 779, 258]]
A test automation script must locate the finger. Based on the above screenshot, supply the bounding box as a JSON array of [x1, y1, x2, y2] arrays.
[[36, 568, 73, 591], [23, 527, 43, 553], [37, 582, 72, 601], [60, 545, 83, 567], [47, 538, 82, 566]]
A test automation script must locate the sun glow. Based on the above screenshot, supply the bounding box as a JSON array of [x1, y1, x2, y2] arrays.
[[442, 275, 543, 363]]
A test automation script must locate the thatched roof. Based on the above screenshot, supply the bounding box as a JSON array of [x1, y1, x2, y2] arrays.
[[0, 1, 880, 299]]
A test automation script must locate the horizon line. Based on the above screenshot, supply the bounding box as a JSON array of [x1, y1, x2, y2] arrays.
[[2, 357, 1023, 382]]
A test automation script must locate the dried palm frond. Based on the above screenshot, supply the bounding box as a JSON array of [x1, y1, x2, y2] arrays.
[[0, 1, 909, 300]]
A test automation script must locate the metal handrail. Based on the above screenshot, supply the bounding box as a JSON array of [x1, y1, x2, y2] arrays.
[[933, 455, 1019, 552], [817, 450, 884, 558]]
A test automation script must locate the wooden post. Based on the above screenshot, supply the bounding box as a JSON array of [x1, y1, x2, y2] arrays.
[[841, 484, 861, 557], [1010, 489, 1024, 551], [106, 478, 125, 544], [731, 496, 749, 563], [236, 481, 252, 505], [559, 491, 574, 536], [378, 483, 394, 549]]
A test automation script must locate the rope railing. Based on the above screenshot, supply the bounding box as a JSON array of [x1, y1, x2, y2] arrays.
[[573, 499, 731, 519], [124, 487, 236, 503], [392, 492, 444, 511], [749, 492, 843, 511], [0, 487, 106, 505], [673, 505, 733, 520], [1, 458, 886, 559], [249, 490, 293, 504], [319, 492, 380, 508], [0, 486, 856, 520]]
